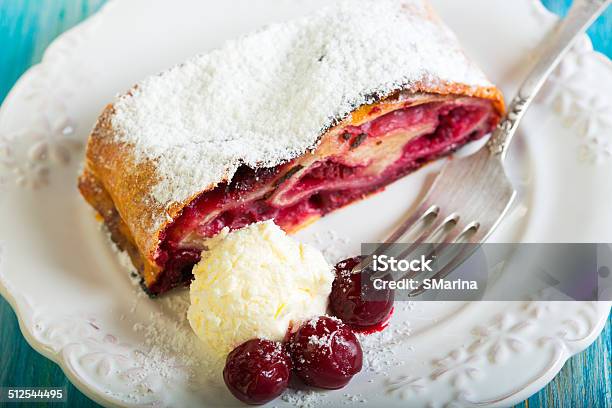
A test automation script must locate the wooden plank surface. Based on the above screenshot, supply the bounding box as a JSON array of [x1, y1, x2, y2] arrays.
[[0, 0, 610, 407]]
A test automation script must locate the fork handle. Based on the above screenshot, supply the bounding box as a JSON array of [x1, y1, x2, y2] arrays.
[[486, 0, 610, 159]]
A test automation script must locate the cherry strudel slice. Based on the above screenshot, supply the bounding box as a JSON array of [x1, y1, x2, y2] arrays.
[[79, 0, 504, 295]]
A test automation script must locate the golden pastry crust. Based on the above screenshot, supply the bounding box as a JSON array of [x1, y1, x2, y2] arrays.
[[79, 82, 503, 291]]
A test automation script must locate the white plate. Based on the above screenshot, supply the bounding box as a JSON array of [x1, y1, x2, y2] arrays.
[[0, 0, 610, 407]]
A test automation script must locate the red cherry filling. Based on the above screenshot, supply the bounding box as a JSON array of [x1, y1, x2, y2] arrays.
[[289, 316, 363, 389], [223, 339, 291, 405], [330, 256, 394, 331], [150, 100, 498, 295]]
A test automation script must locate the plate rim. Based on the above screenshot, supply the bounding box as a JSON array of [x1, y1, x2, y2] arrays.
[[0, 4, 130, 406]]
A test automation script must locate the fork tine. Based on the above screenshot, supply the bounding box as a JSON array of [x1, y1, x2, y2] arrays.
[[428, 220, 479, 257], [411, 221, 469, 270], [407, 243, 479, 297], [364, 204, 439, 278], [386, 219, 466, 282], [362, 143, 515, 290], [369, 212, 456, 281], [405, 221, 487, 296], [383, 204, 439, 244], [465, 222, 493, 244], [444, 221, 479, 244]]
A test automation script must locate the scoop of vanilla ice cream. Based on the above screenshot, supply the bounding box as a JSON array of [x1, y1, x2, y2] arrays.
[[187, 220, 334, 359]]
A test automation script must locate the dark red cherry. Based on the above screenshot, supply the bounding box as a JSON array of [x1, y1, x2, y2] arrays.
[[223, 339, 291, 405], [329, 256, 394, 331], [289, 316, 362, 389]]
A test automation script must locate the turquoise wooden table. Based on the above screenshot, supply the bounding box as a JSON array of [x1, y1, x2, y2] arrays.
[[0, 1, 610, 407]]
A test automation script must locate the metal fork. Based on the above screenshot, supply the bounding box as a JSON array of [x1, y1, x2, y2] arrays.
[[361, 0, 610, 296]]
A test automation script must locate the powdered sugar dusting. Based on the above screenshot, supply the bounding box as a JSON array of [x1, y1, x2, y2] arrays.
[[358, 320, 412, 374], [308, 333, 333, 349], [281, 389, 328, 408], [104, 222, 419, 404], [310, 229, 352, 264], [120, 291, 228, 405], [103, 226, 225, 401], [111, 0, 491, 206]]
